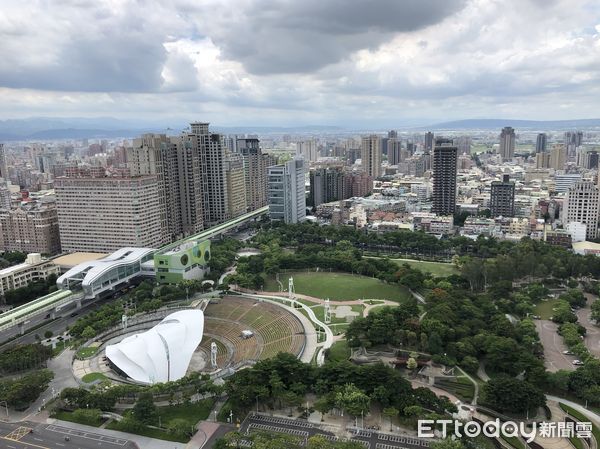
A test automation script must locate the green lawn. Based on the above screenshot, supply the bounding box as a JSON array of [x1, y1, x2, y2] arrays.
[[502, 436, 526, 449], [388, 259, 459, 277], [435, 376, 475, 403], [52, 410, 104, 427], [534, 299, 560, 320], [265, 271, 410, 302], [157, 399, 214, 428], [559, 403, 600, 444], [326, 341, 351, 363], [107, 420, 186, 443], [81, 372, 108, 383], [76, 346, 98, 358]]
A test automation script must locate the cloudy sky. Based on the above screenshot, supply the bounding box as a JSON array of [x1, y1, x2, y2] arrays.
[[1, 0, 599, 127]]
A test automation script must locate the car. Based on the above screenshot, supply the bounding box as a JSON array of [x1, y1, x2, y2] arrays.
[[44, 313, 51, 319], [70, 312, 78, 317], [563, 350, 573, 355], [573, 360, 584, 365], [532, 315, 541, 320]]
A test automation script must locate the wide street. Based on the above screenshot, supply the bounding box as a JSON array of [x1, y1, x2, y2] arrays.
[[0, 421, 137, 449]]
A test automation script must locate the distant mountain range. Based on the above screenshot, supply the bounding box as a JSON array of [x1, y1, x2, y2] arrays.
[[1, 117, 599, 140], [426, 118, 600, 131]]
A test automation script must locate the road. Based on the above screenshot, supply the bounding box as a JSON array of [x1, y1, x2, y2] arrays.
[[0, 295, 117, 348], [579, 294, 600, 358], [0, 421, 138, 449], [534, 319, 576, 372]]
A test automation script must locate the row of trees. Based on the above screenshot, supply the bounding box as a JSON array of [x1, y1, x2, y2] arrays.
[[224, 353, 456, 424], [0, 251, 27, 269], [60, 371, 218, 412], [3, 273, 58, 306], [0, 343, 53, 374], [69, 279, 207, 339], [0, 369, 54, 409]]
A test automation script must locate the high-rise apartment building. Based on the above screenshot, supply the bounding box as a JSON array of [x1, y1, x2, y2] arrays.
[[424, 132, 434, 154], [187, 122, 228, 226], [550, 144, 567, 170], [0, 144, 8, 180], [565, 131, 583, 147], [361, 135, 382, 178], [224, 152, 247, 218], [237, 138, 270, 211], [536, 152, 551, 168], [309, 167, 345, 208], [296, 140, 318, 162], [432, 138, 458, 216], [387, 138, 403, 165], [536, 133, 547, 153], [499, 127, 515, 161], [490, 174, 515, 218], [564, 181, 600, 240], [55, 168, 168, 252], [267, 158, 306, 224], [0, 202, 61, 254]]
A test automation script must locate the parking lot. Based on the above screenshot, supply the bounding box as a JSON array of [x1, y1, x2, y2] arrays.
[[240, 413, 432, 449]]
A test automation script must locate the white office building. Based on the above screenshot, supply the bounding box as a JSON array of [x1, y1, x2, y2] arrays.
[[267, 158, 306, 224]]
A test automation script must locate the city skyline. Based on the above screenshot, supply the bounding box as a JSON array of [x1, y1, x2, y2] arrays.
[[0, 0, 599, 127]]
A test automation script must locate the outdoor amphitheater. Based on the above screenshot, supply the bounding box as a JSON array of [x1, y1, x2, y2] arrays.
[[193, 296, 310, 370], [75, 295, 314, 384]]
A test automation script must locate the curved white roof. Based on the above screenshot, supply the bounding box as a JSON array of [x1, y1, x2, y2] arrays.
[[105, 310, 204, 384]]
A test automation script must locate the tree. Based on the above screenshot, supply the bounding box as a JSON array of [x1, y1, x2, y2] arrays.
[[167, 418, 191, 438], [314, 396, 332, 421], [81, 326, 96, 340], [382, 406, 398, 431], [334, 384, 370, 423], [591, 300, 600, 324], [44, 330, 53, 339], [460, 356, 479, 374], [482, 376, 545, 413], [431, 438, 466, 449], [132, 392, 157, 424], [406, 358, 418, 371]]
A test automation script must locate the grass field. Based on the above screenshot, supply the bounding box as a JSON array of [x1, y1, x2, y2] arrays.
[[157, 399, 214, 428], [435, 376, 475, 403], [388, 259, 459, 277], [76, 346, 98, 358], [534, 299, 560, 320], [265, 271, 410, 301], [81, 372, 107, 383], [327, 341, 351, 363]]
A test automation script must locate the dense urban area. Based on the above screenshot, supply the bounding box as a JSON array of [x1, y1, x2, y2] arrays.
[[0, 123, 599, 449]]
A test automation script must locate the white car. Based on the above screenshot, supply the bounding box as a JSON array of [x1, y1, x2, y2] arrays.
[[572, 360, 584, 366], [563, 350, 573, 355]]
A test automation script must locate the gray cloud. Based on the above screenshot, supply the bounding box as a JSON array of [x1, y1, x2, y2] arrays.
[[201, 0, 466, 74], [0, 1, 191, 92]]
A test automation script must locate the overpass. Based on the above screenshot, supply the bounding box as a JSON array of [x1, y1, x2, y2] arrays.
[[0, 289, 82, 333], [155, 206, 268, 255], [0, 206, 269, 334]]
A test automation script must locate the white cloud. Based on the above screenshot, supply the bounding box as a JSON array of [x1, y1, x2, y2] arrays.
[[0, 0, 598, 125]]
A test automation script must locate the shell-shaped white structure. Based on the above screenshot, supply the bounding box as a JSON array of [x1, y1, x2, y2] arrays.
[[105, 310, 204, 384]]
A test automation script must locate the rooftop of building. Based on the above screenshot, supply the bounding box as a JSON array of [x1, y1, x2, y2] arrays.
[[52, 252, 108, 269]]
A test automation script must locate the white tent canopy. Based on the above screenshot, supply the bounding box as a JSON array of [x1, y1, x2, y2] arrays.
[[106, 310, 204, 384]]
